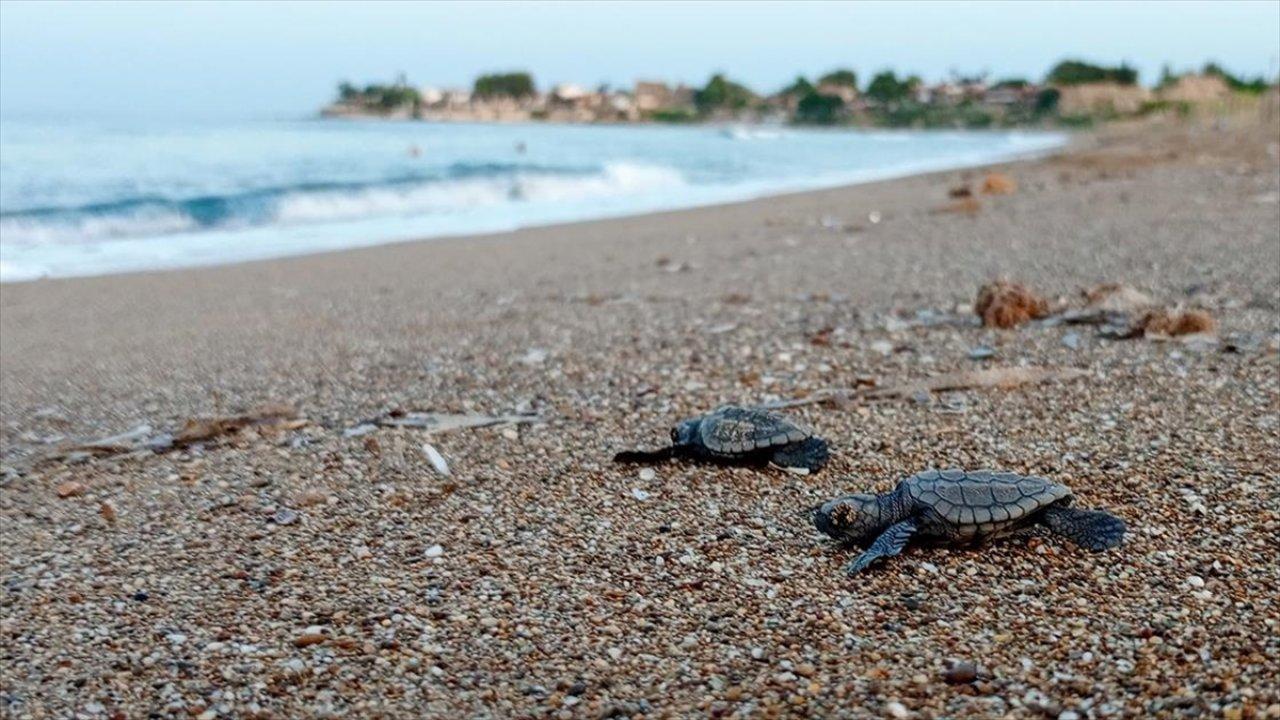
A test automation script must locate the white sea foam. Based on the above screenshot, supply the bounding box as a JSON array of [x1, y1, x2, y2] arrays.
[[0, 119, 1065, 281]]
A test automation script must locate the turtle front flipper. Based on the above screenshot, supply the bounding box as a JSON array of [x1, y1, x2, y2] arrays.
[[846, 517, 919, 575], [1039, 506, 1126, 551], [613, 447, 676, 464], [769, 436, 829, 472]]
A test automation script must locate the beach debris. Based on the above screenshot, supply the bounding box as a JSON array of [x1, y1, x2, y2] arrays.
[[366, 410, 542, 434], [1083, 283, 1156, 313], [630, 488, 652, 501], [868, 211, 882, 224], [933, 197, 982, 215], [1139, 308, 1217, 337], [99, 501, 118, 523], [980, 172, 1017, 195], [343, 423, 378, 438], [974, 280, 1050, 328], [56, 480, 86, 498], [421, 443, 451, 477], [174, 403, 305, 446], [863, 366, 1088, 401], [70, 424, 155, 455], [968, 346, 996, 360]]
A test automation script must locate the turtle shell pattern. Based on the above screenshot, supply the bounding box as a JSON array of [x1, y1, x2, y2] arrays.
[[901, 468, 1072, 541], [698, 406, 812, 456]]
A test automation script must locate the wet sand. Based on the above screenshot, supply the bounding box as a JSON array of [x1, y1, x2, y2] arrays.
[[2, 117, 1278, 718]]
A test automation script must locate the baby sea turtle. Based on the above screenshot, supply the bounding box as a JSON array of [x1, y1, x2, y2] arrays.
[[813, 468, 1125, 574], [614, 405, 829, 472]]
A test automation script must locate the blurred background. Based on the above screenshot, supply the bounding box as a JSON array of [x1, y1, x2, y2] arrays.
[[1, 0, 1277, 281]]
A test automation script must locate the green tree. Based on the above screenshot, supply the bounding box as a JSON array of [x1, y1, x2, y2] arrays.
[[818, 69, 858, 89], [780, 76, 814, 97], [694, 74, 755, 113], [337, 81, 360, 101], [1202, 62, 1269, 94], [474, 72, 536, 98], [865, 71, 912, 104], [1034, 88, 1061, 115], [795, 92, 844, 124], [1046, 60, 1137, 86], [991, 78, 1029, 89]]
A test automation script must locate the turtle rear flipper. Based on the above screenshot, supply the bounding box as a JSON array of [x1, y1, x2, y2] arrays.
[[1040, 506, 1126, 551], [769, 436, 829, 472]]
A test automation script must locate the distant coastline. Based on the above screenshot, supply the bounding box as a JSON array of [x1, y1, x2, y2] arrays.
[[322, 60, 1278, 129]]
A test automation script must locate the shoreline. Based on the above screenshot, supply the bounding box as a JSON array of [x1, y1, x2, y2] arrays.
[[0, 127, 1068, 284], [2, 116, 1277, 717]]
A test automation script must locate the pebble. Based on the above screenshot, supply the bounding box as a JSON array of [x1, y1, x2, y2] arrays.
[[638, 468, 656, 482], [1186, 575, 1205, 588], [293, 633, 326, 648], [424, 544, 445, 558], [884, 701, 910, 719], [56, 481, 86, 498], [630, 488, 651, 501], [943, 660, 978, 684], [271, 508, 299, 525], [870, 340, 895, 356], [968, 345, 996, 360]]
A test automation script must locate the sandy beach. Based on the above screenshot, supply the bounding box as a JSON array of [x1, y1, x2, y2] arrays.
[[2, 116, 1278, 718]]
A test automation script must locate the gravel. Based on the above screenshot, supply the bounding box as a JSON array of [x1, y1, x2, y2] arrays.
[[1, 117, 1278, 717]]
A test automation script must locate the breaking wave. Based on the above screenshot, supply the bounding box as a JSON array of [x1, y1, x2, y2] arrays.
[[0, 161, 686, 246]]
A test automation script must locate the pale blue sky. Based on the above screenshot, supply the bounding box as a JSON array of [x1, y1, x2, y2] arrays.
[[2, 0, 1277, 121]]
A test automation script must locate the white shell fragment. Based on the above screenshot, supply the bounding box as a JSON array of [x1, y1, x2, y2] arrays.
[[421, 443, 451, 477]]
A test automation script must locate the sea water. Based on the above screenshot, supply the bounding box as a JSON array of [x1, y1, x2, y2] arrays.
[[0, 119, 1064, 281]]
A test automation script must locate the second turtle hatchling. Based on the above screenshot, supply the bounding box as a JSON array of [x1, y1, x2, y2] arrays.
[[814, 468, 1126, 574], [614, 405, 829, 472]]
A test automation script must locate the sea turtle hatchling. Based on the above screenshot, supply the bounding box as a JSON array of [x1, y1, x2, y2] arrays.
[[813, 468, 1125, 574], [614, 405, 829, 472]]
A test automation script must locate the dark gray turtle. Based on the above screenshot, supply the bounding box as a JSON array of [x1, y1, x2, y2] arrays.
[[614, 405, 829, 472], [813, 468, 1125, 574]]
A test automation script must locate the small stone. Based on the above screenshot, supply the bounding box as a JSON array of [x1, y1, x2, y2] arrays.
[[943, 660, 977, 684], [968, 346, 996, 360], [99, 501, 117, 523], [638, 468, 656, 482], [56, 481, 86, 498], [424, 544, 444, 559], [630, 488, 651, 501], [271, 508, 299, 525], [1186, 575, 1205, 588], [1062, 332, 1081, 350], [1058, 711, 1080, 720], [519, 348, 548, 365], [293, 633, 326, 648], [870, 340, 895, 356], [884, 701, 910, 719]]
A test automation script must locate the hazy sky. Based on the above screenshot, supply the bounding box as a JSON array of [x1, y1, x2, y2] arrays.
[[2, 0, 1277, 121]]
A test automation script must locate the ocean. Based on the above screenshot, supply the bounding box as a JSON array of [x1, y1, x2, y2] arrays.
[[0, 119, 1065, 282]]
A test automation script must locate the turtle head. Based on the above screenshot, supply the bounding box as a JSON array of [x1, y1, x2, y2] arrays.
[[671, 418, 701, 447], [813, 494, 883, 544]]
